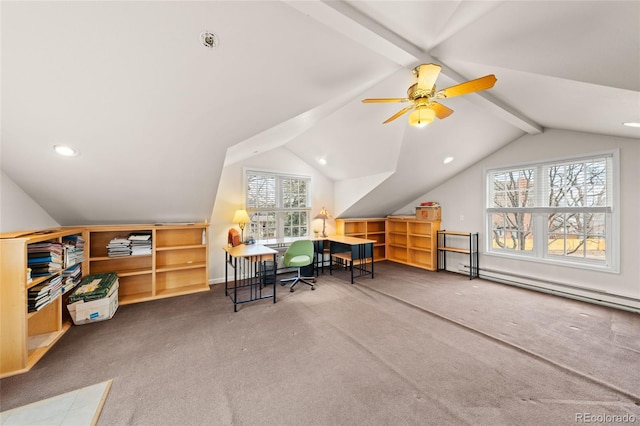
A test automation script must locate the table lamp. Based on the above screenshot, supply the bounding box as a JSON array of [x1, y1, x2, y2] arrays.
[[233, 209, 250, 242], [314, 207, 331, 238]]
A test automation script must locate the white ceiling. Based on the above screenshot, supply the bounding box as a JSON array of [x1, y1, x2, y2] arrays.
[[2, 1, 639, 224]]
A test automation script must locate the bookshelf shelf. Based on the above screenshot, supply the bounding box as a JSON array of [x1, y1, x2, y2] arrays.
[[27, 274, 56, 290], [156, 261, 207, 273], [114, 268, 153, 277], [156, 244, 205, 251]]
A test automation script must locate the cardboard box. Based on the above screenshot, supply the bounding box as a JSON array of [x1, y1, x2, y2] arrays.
[[67, 280, 119, 325], [416, 206, 441, 221]]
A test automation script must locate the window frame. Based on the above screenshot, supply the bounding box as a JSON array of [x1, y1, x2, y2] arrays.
[[244, 169, 312, 242], [484, 150, 619, 273]]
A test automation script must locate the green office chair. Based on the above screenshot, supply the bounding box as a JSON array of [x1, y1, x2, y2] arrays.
[[280, 240, 316, 292]]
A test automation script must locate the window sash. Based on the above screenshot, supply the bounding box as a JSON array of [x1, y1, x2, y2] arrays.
[[245, 170, 311, 241], [485, 152, 616, 270]]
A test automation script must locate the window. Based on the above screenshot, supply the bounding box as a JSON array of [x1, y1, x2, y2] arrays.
[[245, 170, 311, 241], [486, 152, 618, 271]]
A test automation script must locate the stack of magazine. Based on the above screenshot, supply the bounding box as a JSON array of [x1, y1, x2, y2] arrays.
[[28, 275, 63, 312], [62, 263, 82, 294], [107, 237, 131, 257], [27, 242, 64, 277], [62, 235, 86, 267], [129, 233, 152, 256]]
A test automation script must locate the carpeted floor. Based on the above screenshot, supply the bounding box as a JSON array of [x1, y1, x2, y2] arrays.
[[1, 261, 638, 425]]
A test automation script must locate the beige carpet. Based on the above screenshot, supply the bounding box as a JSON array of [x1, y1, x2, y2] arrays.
[[1, 262, 638, 425]]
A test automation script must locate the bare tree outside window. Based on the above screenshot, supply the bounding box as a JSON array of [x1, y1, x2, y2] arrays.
[[246, 172, 311, 241], [491, 169, 534, 252], [487, 154, 613, 269], [547, 160, 607, 260]]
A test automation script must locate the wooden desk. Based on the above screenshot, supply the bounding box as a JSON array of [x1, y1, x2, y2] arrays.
[[223, 244, 278, 312], [314, 235, 376, 284]]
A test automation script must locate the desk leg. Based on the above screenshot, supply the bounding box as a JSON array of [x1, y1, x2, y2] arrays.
[[233, 257, 238, 313], [272, 253, 277, 304], [350, 258, 354, 284], [370, 242, 374, 279], [224, 252, 229, 297]]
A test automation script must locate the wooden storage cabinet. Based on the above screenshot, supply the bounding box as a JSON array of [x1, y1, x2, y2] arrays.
[[155, 227, 208, 299], [0, 227, 85, 378], [386, 219, 408, 264], [335, 218, 386, 261], [87, 226, 154, 304], [386, 217, 440, 271], [86, 224, 209, 305]]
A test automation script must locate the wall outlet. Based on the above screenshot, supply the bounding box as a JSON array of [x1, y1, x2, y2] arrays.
[[459, 214, 464, 221]]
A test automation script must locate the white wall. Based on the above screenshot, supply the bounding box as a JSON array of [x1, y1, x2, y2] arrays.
[[208, 147, 334, 283], [396, 129, 640, 310], [1, 170, 59, 233]]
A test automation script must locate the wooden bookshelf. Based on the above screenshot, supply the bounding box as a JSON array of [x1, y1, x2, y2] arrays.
[[0, 227, 85, 378], [85, 223, 210, 305], [386, 217, 441, 271], [335, 218, 386, 261]]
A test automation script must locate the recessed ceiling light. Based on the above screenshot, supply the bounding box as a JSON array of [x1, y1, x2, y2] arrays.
[[623, 122, 640, 128], [317, 158, 327, 166], [53, 145, 79, 157], [443, 156, 454, 164]]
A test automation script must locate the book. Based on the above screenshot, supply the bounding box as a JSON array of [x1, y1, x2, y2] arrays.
[[69, 272, 118, 303]]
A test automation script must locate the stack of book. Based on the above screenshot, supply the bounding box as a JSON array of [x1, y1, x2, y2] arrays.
[[27, 242, 64, 277], [28, 275, 63, 312], [129, 233, 152, 256], [107, 237, 131, 257], [62, 235, 86, 267], [62, 263, 82, 294]]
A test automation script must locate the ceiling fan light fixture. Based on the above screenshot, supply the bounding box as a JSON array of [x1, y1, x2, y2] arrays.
[[408, 106, 435, 128]]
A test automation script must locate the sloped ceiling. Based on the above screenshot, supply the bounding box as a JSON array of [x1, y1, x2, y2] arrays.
[[1, 1, 639, 225]]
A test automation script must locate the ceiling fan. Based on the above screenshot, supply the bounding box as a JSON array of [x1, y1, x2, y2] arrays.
[[362, 64, 497, 128]]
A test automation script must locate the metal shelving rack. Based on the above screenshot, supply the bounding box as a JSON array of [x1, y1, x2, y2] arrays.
[[437, 231, 479, 280]]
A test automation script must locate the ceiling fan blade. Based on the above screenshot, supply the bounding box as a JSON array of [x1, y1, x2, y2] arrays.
[[383, 106, 414, 124], [436, 74, 497, 98], [416, 64, 441, 92], [430, 101, 454, 119], [362, 98, 409, 103]]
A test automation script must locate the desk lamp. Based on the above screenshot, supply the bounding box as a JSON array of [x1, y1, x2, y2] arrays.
[[314, 207, 331, 238], [233, 209, 251, 242]]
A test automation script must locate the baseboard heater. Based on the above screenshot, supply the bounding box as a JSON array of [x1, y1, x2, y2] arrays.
[[454, 264, 640, 313]]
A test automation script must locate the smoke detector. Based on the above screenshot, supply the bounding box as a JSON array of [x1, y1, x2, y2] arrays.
[[200, 32, 219, 48]]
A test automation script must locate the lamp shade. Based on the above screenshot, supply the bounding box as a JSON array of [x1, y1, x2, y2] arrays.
[[408, 106, 435, 128], [232, 209, 250, 225], [314, 207, 331, 220]]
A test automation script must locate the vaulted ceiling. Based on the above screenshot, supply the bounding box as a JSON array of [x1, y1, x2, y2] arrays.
[[2, 1, 638, 224]]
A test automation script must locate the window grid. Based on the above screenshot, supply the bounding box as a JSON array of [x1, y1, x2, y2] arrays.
[[487, 153, 615, 270], [245, 171, 311, 241]]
